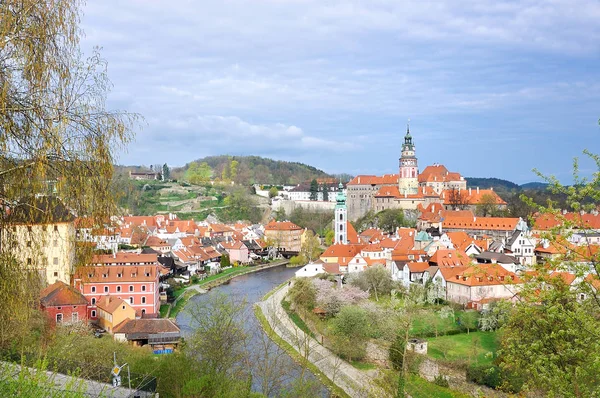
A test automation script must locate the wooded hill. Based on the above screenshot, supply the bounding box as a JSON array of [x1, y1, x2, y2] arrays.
[[173, 155, 331, 186]]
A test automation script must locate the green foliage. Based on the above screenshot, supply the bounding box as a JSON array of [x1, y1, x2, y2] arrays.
[[220, 186, 263, 223], [324, 228, 334, 246], [427, 331, 498, 366], [354, 209, 413, 233], [288, 278, 317, 310], [466, 364, 523, 393], [185, 161, 213, 184], [309, 179, 319, 201], [459, 310, 479, 334], [433, 375, 450, 388], [162, 163, 170, 181], [330, 305, 370, 360], [300, 230, 322, 262], [348, 265, 395, 301], [389, 331, 406, 370], [268, 186, 278, 198], [178, 155, 330, 185], [289, 255, 307, 266], [220, 254, 230, 268], [288, 207, 333, 237], [321, 183, 329, 201]]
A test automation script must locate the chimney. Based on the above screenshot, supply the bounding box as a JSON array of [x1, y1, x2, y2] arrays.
[[477, 187, 479, 194], [358, 177, 360, 184], [404, 192, 407, 198], [469, 188, 472, 195], [490, 187, 493, 191]]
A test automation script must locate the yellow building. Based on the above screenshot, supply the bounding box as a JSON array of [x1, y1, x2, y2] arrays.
[[5, 197, 75, 285], [96, 296, 136, 334]]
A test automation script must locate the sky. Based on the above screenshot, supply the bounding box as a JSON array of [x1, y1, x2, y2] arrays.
[[80, 0, 600, 184]]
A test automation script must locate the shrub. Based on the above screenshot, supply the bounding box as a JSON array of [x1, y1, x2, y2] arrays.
[[389, 332, 406, 370], [288, 278, 316, 310], [434, 375, 449, 388]]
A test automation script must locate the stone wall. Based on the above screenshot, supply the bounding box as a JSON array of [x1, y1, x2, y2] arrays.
[[273, 199, 335, 214]]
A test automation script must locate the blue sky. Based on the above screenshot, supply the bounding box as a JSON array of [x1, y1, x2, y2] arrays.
[[81, 0, 600, 184]]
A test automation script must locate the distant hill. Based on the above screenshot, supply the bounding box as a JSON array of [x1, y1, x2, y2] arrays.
[[520, 182, 550, 190], [174, 155, 331, 186], [466, 177, 520, 191]]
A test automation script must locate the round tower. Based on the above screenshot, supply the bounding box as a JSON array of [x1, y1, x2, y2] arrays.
[[334, 181, 348, 244], [398, 123, 419, 195]]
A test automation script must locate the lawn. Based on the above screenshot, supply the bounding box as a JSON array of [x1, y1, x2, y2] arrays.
[[281, 299, 315, 338], [159, 304, 170, 318], [410, 309, 469, 336], [426, 331, 498, 366], [406, 375, 471, 398], [350, 360, 376, 370]]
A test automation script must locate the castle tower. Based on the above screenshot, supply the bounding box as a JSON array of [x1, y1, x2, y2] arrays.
[[334, 181, 347, 244], [398, 122, 419, 195]]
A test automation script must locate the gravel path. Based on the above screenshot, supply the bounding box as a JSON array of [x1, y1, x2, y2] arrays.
[[257, 284, 375, 398]]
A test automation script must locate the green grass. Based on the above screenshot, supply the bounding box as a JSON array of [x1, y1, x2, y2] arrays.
[[159, 304, 170, 318], [196, 266, 249, 287], [253, 305, 350, 398], [281, 299, 315, 338], [410, 310, 468, 336], [406, 375, 471, 398], [426, 331, 498, 366], [350, 360, 376, 370]]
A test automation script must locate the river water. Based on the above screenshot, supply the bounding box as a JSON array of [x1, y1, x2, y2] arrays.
[[176, 265, 329, 397]]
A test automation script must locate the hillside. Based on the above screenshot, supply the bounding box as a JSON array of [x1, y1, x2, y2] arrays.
[[466, 177, 520, 191], [174, 155, 331, 186]]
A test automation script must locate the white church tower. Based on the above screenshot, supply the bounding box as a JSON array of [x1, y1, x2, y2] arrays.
[[334, 181, 347, 244], [398, 122, 419, 195]]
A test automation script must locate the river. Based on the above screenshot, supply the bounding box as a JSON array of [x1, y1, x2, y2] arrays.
[[176, 265, 329, 397]]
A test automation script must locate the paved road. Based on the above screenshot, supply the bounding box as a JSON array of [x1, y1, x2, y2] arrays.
[[257, 284, 375, 398]]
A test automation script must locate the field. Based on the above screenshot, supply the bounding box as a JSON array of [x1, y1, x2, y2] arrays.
[[410, 309, 469, 336], [426, 331, 499, 366]]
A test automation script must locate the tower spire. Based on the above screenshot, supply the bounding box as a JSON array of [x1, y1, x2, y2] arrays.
[[407, 118, 410, 134]]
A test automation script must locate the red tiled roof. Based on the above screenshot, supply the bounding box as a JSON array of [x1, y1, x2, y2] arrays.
[[534, 212, 600, 231], [441, 188, 506, 206], [429, 249, 472, 267], [346, 222, 360, 244], [96, 296, 131, 314], [40, 281, 87, 306], [442, 216, 519, 231], [407, 262, 430, 272], [265, 220, 302, 231], [92, 253, 158, 265], [447, 263, 520, 286], [75, 265, 159, 283], [347, 174, 399, 186]]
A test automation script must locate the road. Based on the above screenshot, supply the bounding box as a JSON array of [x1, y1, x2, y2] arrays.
[[257, 283, 375, 398]]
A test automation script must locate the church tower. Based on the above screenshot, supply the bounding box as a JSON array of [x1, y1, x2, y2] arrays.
[[398, 122, 419, 195], [334, 181, 347, 244]]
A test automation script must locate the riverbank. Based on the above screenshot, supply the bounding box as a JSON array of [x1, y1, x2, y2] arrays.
[[256, 283, 375, 398], [164, 260, 290, 318]]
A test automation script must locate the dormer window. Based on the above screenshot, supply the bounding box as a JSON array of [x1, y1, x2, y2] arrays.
[[145, 272, 150, 277], [102, 273, 108, 278], [88, 273, 93, 278], [117, 273, 122, 278]]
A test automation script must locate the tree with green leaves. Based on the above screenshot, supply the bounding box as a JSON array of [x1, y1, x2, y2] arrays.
[[498, 149, 600, 397], [300, 229, 321, 263], [0, 0, 136, 352], [330, 305, 370, 361], [460, 310, 479, 334], [321, 183, 329, 201], [309, 179, 319, 201], [349, 265, 395, 301], [268, 186, 278, 198], [185, 161, 212, 184], [162, 163, 170, 181]]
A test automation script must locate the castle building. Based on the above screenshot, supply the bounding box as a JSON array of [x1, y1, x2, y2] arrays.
[[346, 125, 504, 221]]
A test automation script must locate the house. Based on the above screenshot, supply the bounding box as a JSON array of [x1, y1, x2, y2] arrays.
[[96, 296, 136, 334], [219, 240, 250, 264], [4, 196, 75, 285], [442, 263, 521, 308], [74, 263, 160, 319], [320, 243, 365, 273], [145, 236, 171, 254], [113, 318, 181, 354], [475, 251, 522, 273], [264, 221, 303, 253], [505, 228, 536, 266], [40, 281, 88, 327], [295, 260, 325, 278], [401, 262, 431, 285], [441, 215, 519, 239]]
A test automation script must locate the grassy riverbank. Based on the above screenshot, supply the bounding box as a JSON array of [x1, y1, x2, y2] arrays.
[[253, 304, 350, 398]]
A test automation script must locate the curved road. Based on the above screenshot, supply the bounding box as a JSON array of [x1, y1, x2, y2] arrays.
[[257, 284, 375, 398]]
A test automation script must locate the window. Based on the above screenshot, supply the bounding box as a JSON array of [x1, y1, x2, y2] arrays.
[[54, 225, 58, 232], [145, 272, 150, 277], [91, 286, 96, 293], [141, 297, 146, 304], [27, 258, 32, 265], [142, 285, 146, 292], [91, 310, 96, 317], [117, 286, 121, 292], [91, 298, 96, 305], [129, 285, 134, 292], [104, 286, 108, 293], [56, 314, 63, 323], [72, 313, 78, 322], [141, 309, 146, 316], [53, 257, 59, 265], [27, 241, 31, 247], [129, 297, 134, 304], [53, 271, 58, 277], [53, 239, 58, 247], [117, 273, 122, 278]]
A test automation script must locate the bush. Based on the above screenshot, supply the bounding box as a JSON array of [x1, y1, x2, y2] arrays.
[[288, 278, 316, 310], [433, 375, 449, 388], [466, 363, 524, 392], [389, 332, 406, 370], [191, 275, 200, 284]]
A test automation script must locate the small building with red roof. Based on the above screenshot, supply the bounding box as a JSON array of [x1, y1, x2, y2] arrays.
[[40, 281, 89, 327]]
